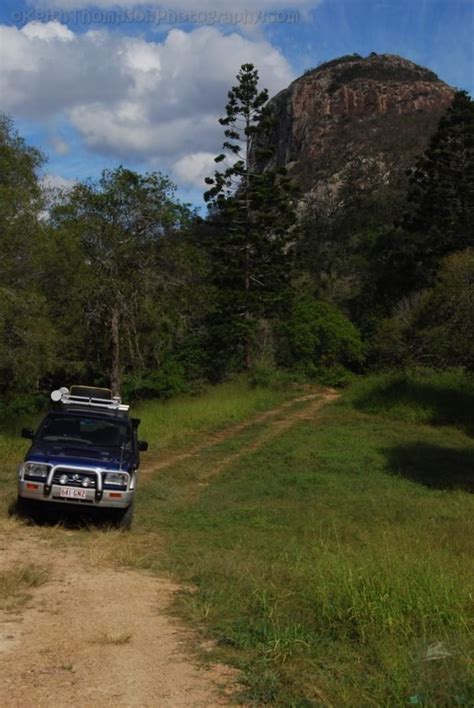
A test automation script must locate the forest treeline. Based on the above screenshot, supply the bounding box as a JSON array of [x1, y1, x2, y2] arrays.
[[0, 65, 472, 413]]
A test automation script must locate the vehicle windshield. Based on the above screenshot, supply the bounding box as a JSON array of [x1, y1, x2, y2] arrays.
[[37, 414, 132, 448]]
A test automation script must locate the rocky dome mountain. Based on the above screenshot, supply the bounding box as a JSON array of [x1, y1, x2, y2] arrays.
[[255, 53, 455, 204]]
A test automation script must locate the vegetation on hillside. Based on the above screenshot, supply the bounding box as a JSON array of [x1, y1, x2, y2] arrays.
[[0, 65, 472, 411]]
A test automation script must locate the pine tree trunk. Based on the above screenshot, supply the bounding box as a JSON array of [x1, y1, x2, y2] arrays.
[[243, 104, 253, 372], [244, 242, 252, 370], [110, 305, 122, 397]]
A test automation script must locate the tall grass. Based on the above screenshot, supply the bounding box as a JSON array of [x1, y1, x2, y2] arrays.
[[135, 377, 290, 449]]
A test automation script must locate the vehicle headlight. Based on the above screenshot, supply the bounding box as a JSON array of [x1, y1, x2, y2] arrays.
[[23, 462, 49, 479], [105, 472, 128, 486]]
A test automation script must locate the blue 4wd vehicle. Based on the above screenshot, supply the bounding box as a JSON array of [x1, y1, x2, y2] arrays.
[[16, 386, 148, 529]]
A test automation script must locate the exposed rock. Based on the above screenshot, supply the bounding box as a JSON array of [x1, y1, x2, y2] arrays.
[[255, 53, 455, 202]]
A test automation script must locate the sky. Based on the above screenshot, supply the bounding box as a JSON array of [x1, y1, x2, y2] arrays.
[[0, 0, 472, 210]]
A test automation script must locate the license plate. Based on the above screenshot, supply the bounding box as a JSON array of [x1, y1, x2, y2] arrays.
[[60, 487, 87, 500]]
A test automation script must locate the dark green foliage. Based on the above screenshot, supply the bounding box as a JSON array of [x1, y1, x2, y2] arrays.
[[0, 118, 214, 408], [248, 364, 306, 390], [122, 361, 189, 401], [403, 91, 473, 253], [375, 91, 474, 304], [278, 291, 365, 383], [297, 177, 398, 314], [374, 249, 474, 370]]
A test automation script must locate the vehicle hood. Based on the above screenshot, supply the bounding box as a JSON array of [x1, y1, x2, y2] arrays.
[[25, 442, 133, 471]]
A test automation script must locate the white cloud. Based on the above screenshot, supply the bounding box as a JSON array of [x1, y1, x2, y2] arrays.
[[0, 23, 131, 118], [0, 21, 295, 186], [22, 20, 74, 41], [172, 152, 217, 188]]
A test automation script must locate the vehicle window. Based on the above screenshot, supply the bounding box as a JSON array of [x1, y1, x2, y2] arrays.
[[38, 415, 131, 447]]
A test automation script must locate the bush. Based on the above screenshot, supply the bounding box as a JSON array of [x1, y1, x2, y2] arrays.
[[248, 365, 307, 390], [374, 249, 474, 370], [279, 296, 365, 382], [0, 393, 44, 419], [122, 359, 192, 401]]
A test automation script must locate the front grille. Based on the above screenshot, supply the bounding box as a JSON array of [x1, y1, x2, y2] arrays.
[[24, 474, 47, 482], [52, 468, 97, 489]]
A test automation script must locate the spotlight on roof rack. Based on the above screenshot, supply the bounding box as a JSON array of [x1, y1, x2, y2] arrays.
[[51, 387, 69, 402]]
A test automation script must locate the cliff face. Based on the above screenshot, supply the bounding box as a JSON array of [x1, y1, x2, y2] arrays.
[[256, 53, 455, 200]]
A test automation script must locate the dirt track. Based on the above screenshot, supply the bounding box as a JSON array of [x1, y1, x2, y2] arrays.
[[0, 388, 338, 707], [140, 388, 339, 478], [0, 536, 234, 707]]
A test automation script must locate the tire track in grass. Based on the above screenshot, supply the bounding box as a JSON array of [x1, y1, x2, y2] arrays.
[[195, 389, 340, 485], [141, 388, 340, 482]]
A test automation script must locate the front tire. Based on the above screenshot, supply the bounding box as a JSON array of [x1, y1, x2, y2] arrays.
[[14, 496, 39, 521], [113, 502, 134, 530]]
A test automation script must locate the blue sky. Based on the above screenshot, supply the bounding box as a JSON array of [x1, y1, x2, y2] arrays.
[[0, 0, 472, 209]]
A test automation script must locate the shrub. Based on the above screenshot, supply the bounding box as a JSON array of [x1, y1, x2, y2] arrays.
[[374, 249, 474, 370], [248, 365, 307, 390], [122, 359, 191, 401], [280, 296, 365, 382]]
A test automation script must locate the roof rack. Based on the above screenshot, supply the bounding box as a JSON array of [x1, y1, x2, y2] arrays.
[[51, 386, 130, 412]]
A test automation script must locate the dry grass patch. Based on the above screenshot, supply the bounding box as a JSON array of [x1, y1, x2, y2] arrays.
[[0, 563, 49, 610], [91, 630, 133, 645]]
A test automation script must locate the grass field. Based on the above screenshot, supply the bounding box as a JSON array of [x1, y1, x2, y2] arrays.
[[1, 370, 473, 705]]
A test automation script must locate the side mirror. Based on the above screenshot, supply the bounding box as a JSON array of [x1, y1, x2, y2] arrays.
[[21, 428, 34, 440], [138, 441, 149, 452]]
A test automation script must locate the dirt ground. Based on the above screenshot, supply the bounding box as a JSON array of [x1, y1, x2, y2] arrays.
[[0, 535, 235, 707], [0, 389, 338, 707]]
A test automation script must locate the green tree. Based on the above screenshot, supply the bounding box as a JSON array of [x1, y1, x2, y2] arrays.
[[403, 91, 473, 255], [204, 64, 298, 370], [375, 91, 474, 305], [51, 167, 195, 395], [0, 115, 55, 401]]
